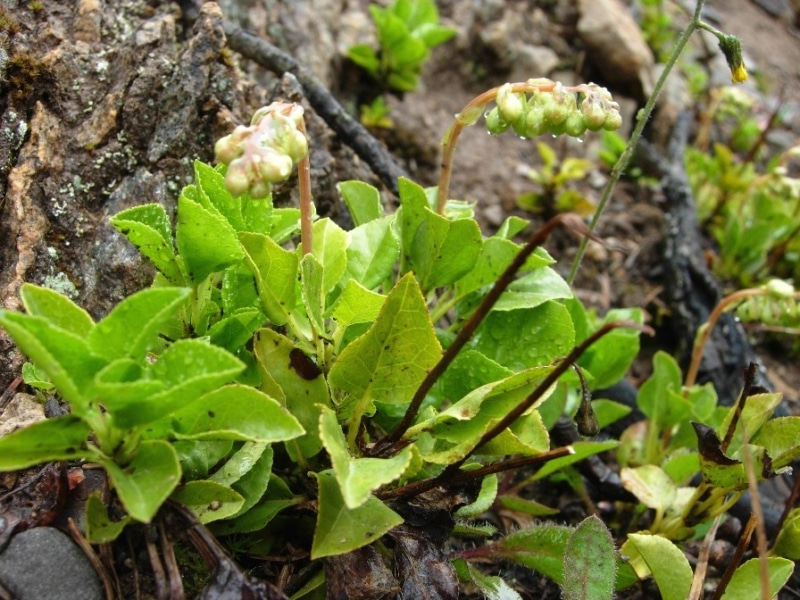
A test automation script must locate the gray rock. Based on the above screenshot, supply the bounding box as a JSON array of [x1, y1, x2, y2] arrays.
[[577, 0, 655, 100], [0, 527, 103, 600]]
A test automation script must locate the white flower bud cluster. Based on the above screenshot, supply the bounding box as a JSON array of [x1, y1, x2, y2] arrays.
[[485, 81, 622, 139], [736, 280, 800, 325], [214, 102, 309, 199]]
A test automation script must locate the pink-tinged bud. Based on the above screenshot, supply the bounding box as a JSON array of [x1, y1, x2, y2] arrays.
[[581, 97, 607, 131], [255, 151, 293, 183], [283, 130, 309, 163], [224, 159, 251, 196]]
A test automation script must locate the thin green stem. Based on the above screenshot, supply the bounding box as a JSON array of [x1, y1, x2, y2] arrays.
[[567, 0, 708, 284]]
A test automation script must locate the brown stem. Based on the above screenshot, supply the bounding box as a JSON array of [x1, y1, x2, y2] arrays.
[[372, 213, 600, 456], [435, 320, 652, 481], [720, 363, 758, 454], [297, 119, 313, 256], [377, 446, 574, 502], [436, 81, 556, 214], [711, 514, 757, 600], [684, 288, 764, 388]]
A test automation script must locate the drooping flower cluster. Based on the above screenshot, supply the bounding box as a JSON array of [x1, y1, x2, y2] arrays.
[[215, 102, 309, 199], [485, 80, 623, 139]]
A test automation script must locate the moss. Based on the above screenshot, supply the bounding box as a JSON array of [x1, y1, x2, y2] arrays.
[[6, 51, 51, 103], [0, 8, 20, 34], [28, 1, 44, 13]]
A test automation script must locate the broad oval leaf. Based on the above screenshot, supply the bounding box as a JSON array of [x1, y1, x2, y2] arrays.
[[169, 384, 304, 442], [88, 287, 190, 362], [625, 533, 692, 600], [101, 439, 181, 523], [720, 557, 794, 600], [338, 180, 383, 225], [346, 216, 400, 290], [239, 231, 298, 326], [110, 203, 183, 284], [171, 480, 245, 524], [113, 339, 244, 428], [176, 190, 244, 283], [562, 515, 617, 600], [319, 405, 413, 509], [20, 284, 94, 338], [0, 416, 90, 470], [0, 312, 106, 407], [328, 273, 442, 420], [310, 470, 403, 559]]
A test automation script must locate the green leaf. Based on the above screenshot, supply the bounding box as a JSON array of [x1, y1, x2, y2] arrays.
[[0, 416, 90, 470], [338, 180, 383, 225], [752, 417, 800, 470], [499, 495, 559, 517], [114, 339, 244, 428], [568, 300, 644, 389], [720, 557, 794, 600], [309, 218, 348, 294], [328, 273, 442, 421], [346, 216, 400, 290], [620, 465, 677, 512], [209, 441, 269, 487], [452, 559, 522, 600], [252, 329, 330, 460], [491, 523, 573, 583], [624, 533, 692, 600], [454, 474, 497, 518], [562, 515, 617, 600], [239, 231, 298, 326], [173, 439, 235, 480], [773, 507, 800, 559], [101, 439, 181, 523], [398, 178, 483, 292], [20, 284, 94, 338], [637, 351, 692, 429], [310, 470, 403, 559], [171, 480, 245, 524], [88, 287, 189, 361], [329, 279, 385, 329], [176, 190, 244, 283], [85, 492, 133, 543], [472, 302, 575, 371], [719, 392, 783, 457], [347, 44, 380, 76], [207, 308, 263, 352], [193, 161, 245, 231], [110, 203, 183, 284], [168, 384, 304, 442], [0, 312, 105, 407], [319, 405, 413, 509], [492, 267, 572, 311], [454, 237, 552, 300], [300, 254, 326, 336], [531, 440, 619, 481], [433, 349, 513, 406]]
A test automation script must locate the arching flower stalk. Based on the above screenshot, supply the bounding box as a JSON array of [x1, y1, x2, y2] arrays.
[[437, 79, 623, 214]]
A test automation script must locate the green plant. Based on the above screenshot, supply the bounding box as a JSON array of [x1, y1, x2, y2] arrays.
[[347, 0, 455, 93], [359, 95, 394, 129], [1, 1, 798, 596], [516, 141, 597, 217]]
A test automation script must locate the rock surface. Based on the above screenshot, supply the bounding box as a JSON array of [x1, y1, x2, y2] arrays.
[[0, 527, 103, 600]]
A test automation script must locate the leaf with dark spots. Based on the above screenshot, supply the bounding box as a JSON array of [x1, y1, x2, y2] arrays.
[[692, 422, 739, 466], [324, 545, 399, 600]]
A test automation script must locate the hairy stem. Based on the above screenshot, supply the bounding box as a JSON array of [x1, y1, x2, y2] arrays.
[[567, 0, 708, 284]]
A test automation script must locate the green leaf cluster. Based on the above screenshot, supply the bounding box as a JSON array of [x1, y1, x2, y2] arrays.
[[0, 160, 644, 590], [347, 0, 455, 93]]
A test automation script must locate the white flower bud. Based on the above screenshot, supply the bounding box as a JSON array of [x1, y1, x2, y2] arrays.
[[224, 159, 251, 196], [582, 97, 607, 131], [602, 109, 623, 131], [496, 83, 524, 124], [255, 151, 293, 183], [765, 279, 795, 298]]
